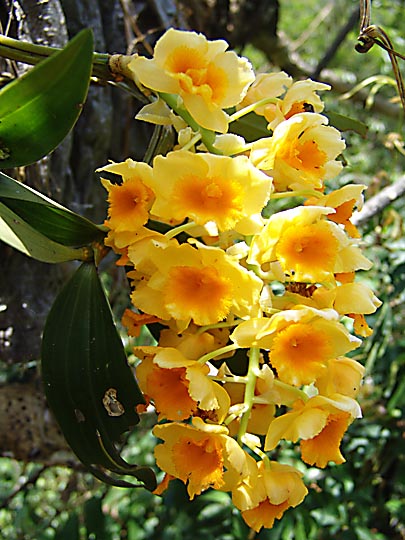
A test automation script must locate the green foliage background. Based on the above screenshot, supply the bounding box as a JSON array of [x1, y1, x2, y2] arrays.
[[0, 0, 404, 539]]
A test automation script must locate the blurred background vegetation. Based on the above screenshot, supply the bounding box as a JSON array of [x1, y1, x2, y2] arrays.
[[0, 0, 404, 538]]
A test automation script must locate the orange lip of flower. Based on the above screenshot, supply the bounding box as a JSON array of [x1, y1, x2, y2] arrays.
[[275, 221, 339, 279], [147, 365, 198, 421], [172, 435, 224, 493], [172, 173, 243, 228], [164, 265, 233, 325], [300, 411, 351, 467], [166, 47, 227, 105], [279, 137, 327, 174], [242, 499, 290, 532], [270, 322, 332, 386], [153, 419, 249, 500]]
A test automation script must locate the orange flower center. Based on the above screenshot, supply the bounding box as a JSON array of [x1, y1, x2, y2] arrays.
[[164, 265, 233, 325], [165, 47, 227, 103], [276, 221, 339, 278], [172, 435, 224, 497], [327, 199, 360, 238], [270, 322, 332, 385], [147, 366, 197, 420], [278, 136, 327, 175], [285, 101, 314, 119], [107, 177, 153, 229], [173, 174, 243, 228]]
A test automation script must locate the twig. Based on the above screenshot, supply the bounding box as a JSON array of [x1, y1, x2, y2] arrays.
[[352, 177, 405, 226], [312, 6, 359, 79], [290, 3, 334, 52], [0, 464, 46, 509]]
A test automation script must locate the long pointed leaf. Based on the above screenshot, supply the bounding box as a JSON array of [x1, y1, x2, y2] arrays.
[[0, 171, 104, 246], [41, 262, 156, 490], [0, 201, 90, 262], [0, 29, 93, 168]]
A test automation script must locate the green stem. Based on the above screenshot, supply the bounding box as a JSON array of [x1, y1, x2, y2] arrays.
[[271, 189, 324, 200], [0, 34, 110, 78], [159, 92, 223, 155], [251, 379, 309, 404], [237, 347, 260, 445], [244, 439, 270, 464], [181, 132, 203, 151], [196, 320, 239, 335], [0, 35, 148, 104], [228, 97, 279, 123], [197, 344, 238, 365], [0, 34, 54, 64], [164, 221, 197, 240]]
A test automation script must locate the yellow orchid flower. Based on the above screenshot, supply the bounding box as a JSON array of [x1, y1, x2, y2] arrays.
[[134, 346, 230, 422], [248, 205, 373, 283], [129, 239, 263, 329], [129, 28, 254, 133], [265, 394, 362, 467], [148, 150, 271, 234], [231, 306, 361, 386], [233, 460, 308, 532], [250, 113, 345, 191], [153, 417, 255, 499], [98, 159, 154, 233]]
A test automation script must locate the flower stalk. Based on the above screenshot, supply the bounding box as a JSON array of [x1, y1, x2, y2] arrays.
[[237, 347, 260, 445]]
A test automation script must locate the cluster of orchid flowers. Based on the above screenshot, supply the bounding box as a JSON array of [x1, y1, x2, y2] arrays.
[[98, 28, 381, 532]]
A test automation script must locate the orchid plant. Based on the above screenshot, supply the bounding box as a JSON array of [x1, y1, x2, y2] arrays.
[[0, 26, 380, 533]]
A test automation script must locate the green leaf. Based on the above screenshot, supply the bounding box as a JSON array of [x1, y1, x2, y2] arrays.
[[0, 171, 105, 246], [229, 111, 269, 142], [55, 512, 80, 540], [0, 29, 93, 168], [41, 262, 157, 491], [0, 201, 90, 262], [84, 496, 106, 540], [3, 199, 106, 245], [327, 111, 368, 137]]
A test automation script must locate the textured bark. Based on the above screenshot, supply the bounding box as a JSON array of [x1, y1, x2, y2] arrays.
[[0, 380, 73, 462], [1, 0, 129, 460]]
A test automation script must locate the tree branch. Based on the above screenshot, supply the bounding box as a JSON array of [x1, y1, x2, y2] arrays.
[[352, 176, 405, 226], [311, 6, 359, 79]]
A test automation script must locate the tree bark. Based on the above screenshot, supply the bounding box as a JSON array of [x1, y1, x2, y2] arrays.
[[0, 0, 134, 460]]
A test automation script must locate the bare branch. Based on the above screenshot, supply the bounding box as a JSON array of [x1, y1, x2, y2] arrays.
[[312, 7, 359, 79], [352, 177, 405, 226]]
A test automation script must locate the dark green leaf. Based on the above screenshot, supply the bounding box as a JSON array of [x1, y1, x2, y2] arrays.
[[4, 199, 105, 246], [84, 496, 106, 540], [327, 111, 368, 137], [0, 29, 93, 168], [229, 111, 269, 142], [54, 512, 80, 540], [41, 262, 156, 490], [0, 171, 104, 246], [0, 201, 90, 262]]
